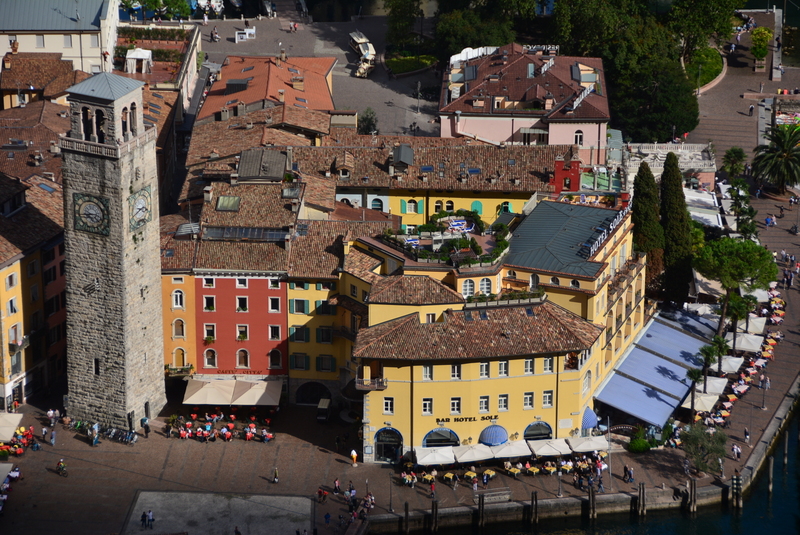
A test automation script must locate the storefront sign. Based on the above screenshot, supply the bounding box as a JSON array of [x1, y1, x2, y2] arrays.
[[436, 415, 498, 424], [215, 369, 263, 374]]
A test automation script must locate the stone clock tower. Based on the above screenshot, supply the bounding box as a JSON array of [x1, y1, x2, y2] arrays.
[[60, 73, 166, 429]]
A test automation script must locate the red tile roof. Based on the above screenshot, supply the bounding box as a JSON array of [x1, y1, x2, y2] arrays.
[[369, 275, 465, 305], [0, 100, 70, 182], [160, 213, 197, 272], [439, 43, 610, 122], [353, 302, 603, 361], [197, 55, 336, 122], [200, 182, 298, 229], [0, 52, 74, 92], [300, 175, 335, 212], [330, 201, 402, 226], [43, 70, 92, 100], [194, 240, 289, 273], [0, 174, 64, 265], [278, 104, 331, 135], [343, 246, 384, 285]]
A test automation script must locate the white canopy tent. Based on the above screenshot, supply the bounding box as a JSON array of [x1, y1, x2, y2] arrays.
[[452, 444, 494, 463], [736, 316, 767, 334], [416, 446, 455, 465], [125, 48, 153, 74], [725, 332, 764, 353], [749, 288, 770, 302], [695, 376, 729, 395], [681, 393, 720, 412], [567, 436, 609, 453], [490, 440, 533, 459], [0, 412, 23, 442], [720, 355, 745, 373], [527, 438, 572, 457]]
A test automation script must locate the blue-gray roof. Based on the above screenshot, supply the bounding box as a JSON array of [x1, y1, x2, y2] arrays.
[[67, 72, 143, 102], [505, 201, 618, 277], [0, 0, 108, 32]]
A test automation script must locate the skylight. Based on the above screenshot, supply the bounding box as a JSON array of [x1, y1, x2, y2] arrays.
[[215, 195, 241, 212]]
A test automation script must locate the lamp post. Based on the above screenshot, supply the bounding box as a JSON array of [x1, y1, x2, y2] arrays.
[[762, 381, 767, 410], [557, 469, 563, 497], [606, 416, 613, 492], [366, 478, 369, 495], [388, 471, 394, 512]]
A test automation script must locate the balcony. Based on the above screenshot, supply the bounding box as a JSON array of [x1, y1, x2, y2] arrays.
[[606, 252, 646, 308], [333, 326, 358, 342], [59, 126, 157, 159], [9, 336, 30, 354], [166, 365, 194, 376], [355, 377, 388, 391]]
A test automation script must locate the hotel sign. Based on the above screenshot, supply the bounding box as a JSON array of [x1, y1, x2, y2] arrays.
[[216, 369, 264, 374], [436, 415, 499, 423], [589, 204, 631, 257]]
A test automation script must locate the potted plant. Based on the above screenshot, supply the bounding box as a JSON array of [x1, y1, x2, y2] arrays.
[[238, 333, 247, 341], [205, 305, 215, 311], [751, 27, 773, 70], [204, 336, 215, 345], [236, 307, 248, 312]]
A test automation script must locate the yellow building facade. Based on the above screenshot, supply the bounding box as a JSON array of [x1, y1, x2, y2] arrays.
[[162, 273, 197, 372]]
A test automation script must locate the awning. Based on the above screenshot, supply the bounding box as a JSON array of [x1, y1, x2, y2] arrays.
[[478, 424, 508, 446], [183, 378, 280, 405], [615, 348, 694, 400], [230, 380, 282, 405], [736, 316, 766, 334], [720, 356, 745, 373], [182, 379, 236, 405], [681, 393, 719, 412], [519, 127, 548, 134], [695, 376, 728, 395], [750, 289, 770, 302], [567, 436, 609, 453], [635, 321, 706, 368], [416, 446, 455, 465], [452, 444, 494, 463], [581, 407, 598, 429], [527, 438, 571, 456], [490, 440, 532, 458], [0, 412, 23, 442], [125, 47, 153, 74], [725, 332, 763, 353], [596, 374, 679, 427], [423, 428, 460, 447]]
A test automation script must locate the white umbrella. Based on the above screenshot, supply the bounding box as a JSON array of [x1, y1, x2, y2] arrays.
[[230, 381, 282, 406], [567, 436, 609, 453], [452, 444, 494, 463], [724, 332, 763, 353], [490, 440, 532, 459], [720, 356, 745, 373], [0, 412, 23, 442], [681, 393, 719, 412], [735, 316, 766, 334], [416, 446, 455, 465], [183, 379, 236, 405], [695, 376, 728, 395], [527, 438, 571, 457]]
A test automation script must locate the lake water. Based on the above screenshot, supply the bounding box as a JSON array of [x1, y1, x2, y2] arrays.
[[431, 415, 799, 535]]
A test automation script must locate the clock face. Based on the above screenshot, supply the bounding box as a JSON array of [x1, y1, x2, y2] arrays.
[[73, 193, 110, 236], [128, 187, 152, 231]]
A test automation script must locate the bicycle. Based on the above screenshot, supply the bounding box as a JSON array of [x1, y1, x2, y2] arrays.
[[56, 463, 68, 478]]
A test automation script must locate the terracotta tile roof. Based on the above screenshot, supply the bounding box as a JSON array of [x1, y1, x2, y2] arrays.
[[194, 240, 289, 273], [330, 202, 402, 226], [290, 142, 567, 192], [288, 220, 392, 279], [439, 43, 610, 122], [0, 52, 74, 91], [370, 275, 465, 305], [42, 70, 92, 100], [0, 174, 63, 265], [200, 182, 298, 229], [197, 55, 336, 122], [0, 100, 70, 182], [142, 87, 179, 152], [343, 246, 384, 285], [353, 301, 603, 361], [278, 104, 331, 135], [322, 128, 488, 147], [300, 175, 335, 212], [160, 213, 197, 272]]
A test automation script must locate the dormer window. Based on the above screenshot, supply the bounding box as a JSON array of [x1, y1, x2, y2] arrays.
[[339, 168, 350, 179], [1, 191, 25, 217]]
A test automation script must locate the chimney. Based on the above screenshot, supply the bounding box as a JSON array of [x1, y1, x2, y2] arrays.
[[209, 149, 219, 159], [277, 90, 285, 103], [291, 198, 300, 212], [291, 77, 304, 91], [236, 101, 246, 116], [144, 82, 150, 91], [3, 53, 11, 70], [219, 107, 230, 121], [230, 174, 238, 186], [10, 40, 19, 54], [203, 185, 213, 203], [280, 48, 287, 62], [455, 110, 461, 123]]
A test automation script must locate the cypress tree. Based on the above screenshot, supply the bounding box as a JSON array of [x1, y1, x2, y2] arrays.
[[631, 162, 665, 291], [660, 152, 693, 303]]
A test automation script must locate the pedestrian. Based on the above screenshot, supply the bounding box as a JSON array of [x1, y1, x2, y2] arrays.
[[50, 429, 56, 446], [730, 43, 736, 53], [322, 490, 328, 503], [235, 527, 242, 535], [472, 477, 478, 491], [623, 464, 629, 483], [731, 444, 737, 459], [587, 474, 594, 490], [760, 81, 765, 93], [144, 422, 150, 438], [430, 481, 436, 499], [482, 472, 489, 489], [147, 510, 154, 529], [737, 32, 741, 43], [141, 511, 147, 529], [759, 373, 765, 388], [334, 477, 341, 495], [47, 409, 54, 427], [780, 63, 786, 75], [203, 12, 208, 25], [744, 427, 750, 443], [737, 445, 742, 460], [318, 487, 324, 503], [684, 458, 690, 475], [578, 473, 584, 490], [749, 104, 754, 116], [350, 487, 356, 500], [245, 18, 250, 28], [273, 467, 279, 484], [766, 376, 771, 389], [324, 512, 331, 528], [627, 467, 634, 483], [350, 449, 358, 466], [597, 476, 605, 493], [777, 36, 782, 50], [42, 426, 48, 440], [757, 188, 762, 198]]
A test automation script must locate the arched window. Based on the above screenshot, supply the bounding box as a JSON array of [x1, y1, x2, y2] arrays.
[[173, 319, 185, 337], [445, 200, 454, 211], [462, 279, 475, 297], [94, 109, 106, 144], [81, 107, 92, 141], [550, 276, 560, 285], [583, 370, 592, 394], [434, 200, 443, 212], [530, 274, 539, 289], [507, 270, 517, 279], [500, 201, 511, 213], [174, 347, 186, 367], [121, 107, 129, 135], [269, 349, 281, 368], [564, 177, 572, 189], [479, 277, 492, 295], [371, 198, 384, 211], [570, 280, 580, 289], [204, 349, 217, 368], [340, 197, 352, 207], [237, 349, 249, 368], [172, 290, 184, 308], [407, 199, 418, 213], [130, 102, 138, 134], [574, 130, 584, 145]]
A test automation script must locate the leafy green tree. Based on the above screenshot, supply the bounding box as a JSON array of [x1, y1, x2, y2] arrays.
[[698, 345, 718, 393], [385, 0, 421, 46], [694, 237, 777, 337], [682, 424, 728, 474], [631, 162, 665, 289], [722, 147, 746, 179], [751, 27, 774, 60], [358, 107, 379, 135], [434, 10, 515, 64], [660, 153, 693, 303], [668, 0, 741, 61], [163, 0, 191, 19], [686, 368, 705, 420], [753, 125, 800, 194]]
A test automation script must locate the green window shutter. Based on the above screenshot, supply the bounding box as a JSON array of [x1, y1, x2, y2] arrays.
[[417, 200, 424, 214], [289, 282, 296, 289], [316, 328, 321, 343], [289, 354, 296, 369], [400, 199, 407, 214], [471, 201, 483, 215], [316, 282, 322, 290], [300, 300, 308, 314], [331, 282, 337, 291], [304, 327, 310, 341], [303, 354, 310, 370], [315, 300, 323, 313], [316, 356, 323, 371], [289, 327, 296, 342], [506, 201, 513, 212], [289, 299, 295, 314], [302, 282, 309, 290], [401, 224, 407, 232]]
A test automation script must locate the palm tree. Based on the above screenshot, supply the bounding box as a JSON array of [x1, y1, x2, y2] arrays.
[[752, 125, 800, 194], [686, 368, 704, 420], [741, 294, 759, 333], [722, 147, 746, 179], [725, 297, 748, 368], [698, 345, 718, 393], [711, 335, 730, 376]]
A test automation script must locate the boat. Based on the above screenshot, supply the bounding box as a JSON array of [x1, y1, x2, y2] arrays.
[[228, 0, 242, 9], [210, 0, 223, 14]]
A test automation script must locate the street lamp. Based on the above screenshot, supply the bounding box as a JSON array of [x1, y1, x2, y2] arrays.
[[557, 469, 563, 497], [762, 383, 767, 410], [606, 416, 613, 492], [388, 471, 394, 512]]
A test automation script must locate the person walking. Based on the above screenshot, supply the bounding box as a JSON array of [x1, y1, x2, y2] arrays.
[[482, 472, 489, 489], [50, 429, 56, 446], [759, 373, 765, 388], [334, 477, 341, 495], [273, 467, 279, 484], [324, 513, 331, 529], [627, 466, 635, 483], [597, 476, 605, 493], [430, 481, 436, 499], [141, 512, 147, 529], [744, 427, 750, 444], [766, 376, 771, 390], [144, 422, 150, 438], [749, 104, 755, 116], [623, 464, 629, 483], [684, 458, 690, 475], [47, 409, 55, 427], [203, 12, 208, 25], [147, 510, 154, 529], [42, 426, 48, 441]]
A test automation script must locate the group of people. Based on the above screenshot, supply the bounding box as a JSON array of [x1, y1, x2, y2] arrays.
[[1, 466, 22, 513], [170, 421, 274, 443]]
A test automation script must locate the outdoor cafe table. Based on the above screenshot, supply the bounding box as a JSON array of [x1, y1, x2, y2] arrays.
[[723, 401, 733, 409], [526, 467, 540, 476], [464, 471, 477, 480], [544, 466, 557, 475], [443, 473, 455, 485], [720, 410, 730, 417], [508, 468, 521, 478], [484, 469, 496, 479], [762, 351, 774, 359], [422, 474, 434, 483], [755, 358, 768, 367]]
